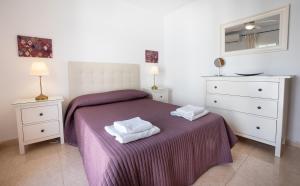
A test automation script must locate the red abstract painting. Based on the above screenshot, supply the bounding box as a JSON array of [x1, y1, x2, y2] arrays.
[[145, 50, 158, 63], [17, 35, 53, 58]]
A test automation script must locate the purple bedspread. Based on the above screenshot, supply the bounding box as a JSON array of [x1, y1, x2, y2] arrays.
[[64, 90, 237, 186]]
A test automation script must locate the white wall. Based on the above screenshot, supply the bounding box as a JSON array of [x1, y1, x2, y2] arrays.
[[163, 0, 300, 143], [0, 0, 164, 141]]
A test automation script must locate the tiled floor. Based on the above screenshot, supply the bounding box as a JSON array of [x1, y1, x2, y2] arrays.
[[0, 138, 300, 186]]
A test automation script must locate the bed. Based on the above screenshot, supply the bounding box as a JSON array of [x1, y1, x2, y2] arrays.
[[64, 62, 237, 186]]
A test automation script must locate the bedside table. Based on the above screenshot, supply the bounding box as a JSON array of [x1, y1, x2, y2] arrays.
[[148, 88, 169, 103], [13, 97, 64, 154]]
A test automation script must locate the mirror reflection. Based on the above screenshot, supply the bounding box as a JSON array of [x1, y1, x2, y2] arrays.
[[225, 14, 280, 52]]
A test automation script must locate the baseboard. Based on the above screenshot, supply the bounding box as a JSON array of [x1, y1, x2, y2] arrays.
[[286, 139, 300, 148], [0, 138, 18, 146]]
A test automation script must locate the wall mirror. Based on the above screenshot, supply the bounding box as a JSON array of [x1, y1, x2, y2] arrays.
[[221, 5, 289, 56]]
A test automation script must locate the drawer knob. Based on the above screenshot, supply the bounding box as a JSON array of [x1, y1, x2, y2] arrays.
[[214, 100, 217, 103], [257, 106, 262, 110], [258, 88, 263, 92], [256, 126, 260, 130], [39, 113, 44, 116], [41, 129, 45, 133], [214, 86, 218, 89]]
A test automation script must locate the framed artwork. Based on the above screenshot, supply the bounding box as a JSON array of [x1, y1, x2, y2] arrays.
[[17, 35, 53, 58], [145, 50, 158, 63]]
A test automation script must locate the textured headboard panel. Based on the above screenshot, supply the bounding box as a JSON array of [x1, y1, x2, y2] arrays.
[[68, 62, 140, 99]]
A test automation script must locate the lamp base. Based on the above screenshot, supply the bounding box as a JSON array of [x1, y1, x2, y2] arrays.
[[35, 94, 48, 101], [151, 85, 158, 90]]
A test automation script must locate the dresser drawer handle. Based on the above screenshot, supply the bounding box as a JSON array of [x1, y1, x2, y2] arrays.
[[257, 106, 262, 110], [256, 126, 260, 130], [39, 113, 44, 116], [214, 100, 217, 103], [41, 129, 45, 133], [258, 88, 263, 92], [214, 86, 218, 89]]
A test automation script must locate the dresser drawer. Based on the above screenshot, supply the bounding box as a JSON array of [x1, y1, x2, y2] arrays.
[[153, 93, 168, 103], [207, 94, 278, 118], [212, 109, 276, 142], [23, 121, 60, 142], [207, 81, 279, 99], [21, 105, 59, 124]]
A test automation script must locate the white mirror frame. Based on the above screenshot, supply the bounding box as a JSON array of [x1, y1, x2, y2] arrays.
[[221, 5, 290, 57]]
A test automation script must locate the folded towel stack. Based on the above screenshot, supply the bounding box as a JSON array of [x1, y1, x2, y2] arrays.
[[105, 117, 160, 143], [171, 105, 209, 121], [114, 117, 153, 133]]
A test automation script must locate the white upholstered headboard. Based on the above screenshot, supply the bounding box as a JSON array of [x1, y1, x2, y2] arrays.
[[68, 62, 140, 100]]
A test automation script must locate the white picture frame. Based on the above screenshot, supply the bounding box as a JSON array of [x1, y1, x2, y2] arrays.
[[221, 5, 290, 57]]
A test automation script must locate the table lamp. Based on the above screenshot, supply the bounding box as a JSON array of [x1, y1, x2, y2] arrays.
[[150, 66, 159, 90], [30, 62, 49, 101]]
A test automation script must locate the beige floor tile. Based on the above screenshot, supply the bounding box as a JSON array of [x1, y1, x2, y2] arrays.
[[60, 156, 89, 186], [231, 138, 256, 155], [193, 164, 235, 186], [227, 152, 300, 186], [230, 150, 248, 171], [227, 155, 280, 186], [58, 144, 89, 186], [278, 146, 300, 175], [1, 153, 63, 186], [248, 142, 277, 163]]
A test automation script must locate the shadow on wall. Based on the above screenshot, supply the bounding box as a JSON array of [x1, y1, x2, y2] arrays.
[[286, 75, 298, 141]]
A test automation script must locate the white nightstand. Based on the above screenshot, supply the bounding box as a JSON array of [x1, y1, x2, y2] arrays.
[[13, 97, 64, 154], [148, 88, 169, 103]]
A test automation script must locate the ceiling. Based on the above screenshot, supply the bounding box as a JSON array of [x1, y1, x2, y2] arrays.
[[226, 14, 280, 33], [124, 0, 197, 15]]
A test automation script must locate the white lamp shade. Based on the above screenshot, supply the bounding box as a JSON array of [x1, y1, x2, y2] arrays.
[[150, 66, 159, 75], [30, 62, 49, 76]]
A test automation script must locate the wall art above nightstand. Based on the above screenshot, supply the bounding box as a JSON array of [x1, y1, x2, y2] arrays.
[[17, 35, 53, 58]]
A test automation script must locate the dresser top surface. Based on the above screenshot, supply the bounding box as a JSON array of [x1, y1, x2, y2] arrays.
[[202, 75, 293, 80]]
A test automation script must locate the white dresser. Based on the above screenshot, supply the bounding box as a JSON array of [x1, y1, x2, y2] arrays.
[[13, 97, 64, 154], [203, 76, 292, 157]]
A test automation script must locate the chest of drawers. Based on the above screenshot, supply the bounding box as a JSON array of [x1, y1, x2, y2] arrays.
[[13, 97, 64, 154], [203, 76, 292, 157]]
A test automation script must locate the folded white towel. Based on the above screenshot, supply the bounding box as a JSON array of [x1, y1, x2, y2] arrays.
[[176, 105, 205, 118], [114, 117, 153, 134], [170, 110, 209, 121], [105, 125, 160, 143]]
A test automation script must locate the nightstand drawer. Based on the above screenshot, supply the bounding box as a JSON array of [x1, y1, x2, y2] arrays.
[[153, 92, 168, 103], [21, 105, 59, 124], [23, 121, 60, 142]]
